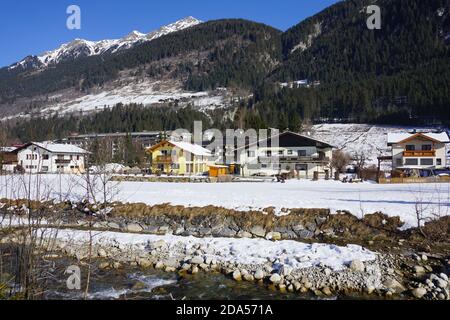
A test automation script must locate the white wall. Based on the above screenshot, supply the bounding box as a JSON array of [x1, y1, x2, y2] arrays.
[[18, 145, 86, 174], [392, 140, 446, 169]]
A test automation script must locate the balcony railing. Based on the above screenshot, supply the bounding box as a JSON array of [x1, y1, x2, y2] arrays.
[[403, 150, 436, 157], [55, 159, 71, 164], [155, 155, 173, 163], [258, 155, 330, 163]]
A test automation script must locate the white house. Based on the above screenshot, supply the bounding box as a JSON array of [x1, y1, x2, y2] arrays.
[[236, 131, 334, 178], [387, 132, 449, 170], [16, 142, 89, 174]]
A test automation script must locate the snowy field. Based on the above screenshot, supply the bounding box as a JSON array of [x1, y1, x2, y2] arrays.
[[1, 174, 449, 229]]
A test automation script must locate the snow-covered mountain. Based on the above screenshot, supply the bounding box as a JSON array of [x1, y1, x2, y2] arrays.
[[8, 16, 202, 71]]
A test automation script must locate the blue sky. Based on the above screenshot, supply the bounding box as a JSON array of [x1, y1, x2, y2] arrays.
[[0, 0, 340, 67]]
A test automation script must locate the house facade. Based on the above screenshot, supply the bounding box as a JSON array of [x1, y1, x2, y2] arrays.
[[387, 132, 449, 170], [148, 140, 212, 175], [236, 131, 334, 178], [16, 142, 89, 174], [0, 147, 19, 173]]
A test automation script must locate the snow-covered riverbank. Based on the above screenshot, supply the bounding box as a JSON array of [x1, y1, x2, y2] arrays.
[[1, 174, 449, 228]]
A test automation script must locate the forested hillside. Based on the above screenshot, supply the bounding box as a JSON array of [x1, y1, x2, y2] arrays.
[[252, 0, 450, 126]]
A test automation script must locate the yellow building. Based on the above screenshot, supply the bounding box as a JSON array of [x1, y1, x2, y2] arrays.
[[148, 140, 212, 175]]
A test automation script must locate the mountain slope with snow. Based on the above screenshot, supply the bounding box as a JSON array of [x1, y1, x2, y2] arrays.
[[8, 17, 202, 71]]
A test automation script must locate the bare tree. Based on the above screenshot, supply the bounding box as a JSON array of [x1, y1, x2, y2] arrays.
[[331, 150, 351, 174], [353, 151, 369, 179]]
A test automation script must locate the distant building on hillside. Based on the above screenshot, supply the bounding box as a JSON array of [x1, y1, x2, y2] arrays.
[[387, 132, 449, 170], [15, 142, 89, 174]]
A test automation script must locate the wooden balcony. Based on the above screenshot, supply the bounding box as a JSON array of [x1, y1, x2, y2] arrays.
[[155, 155, 173, 163], [55, 159, 71, 164], [403, 150, 436, 157]]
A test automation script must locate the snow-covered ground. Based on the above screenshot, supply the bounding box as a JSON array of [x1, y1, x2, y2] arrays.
[[309, 124, 449, 167], [1, 174, 449, 229], [21, 228, 376, 271]]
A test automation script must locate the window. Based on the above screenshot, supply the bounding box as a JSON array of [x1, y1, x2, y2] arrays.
[[404, 158, 418, 166], [287, 150, 293, 155], [297, 150, 307, 157], [437, 158, 442, 166], [171, 163, 180, 170], [278, 150, 284, 156], [422, 145, 432, 151], [295, 164, 308, 171], [41, 166, 49, 172], [405, 145, 415, 151], [261, 164, 268, 169], [43, 154, 49, 160], [77, 155, 80, 161], [247, 151, 255, 157], [266, 151, 272, 157], [420, 158, 433, 166], [396, 158, 402, 166]]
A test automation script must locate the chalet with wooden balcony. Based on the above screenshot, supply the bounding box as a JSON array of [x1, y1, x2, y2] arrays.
[[387, 132, 449, 170], [148, 140, 212, 175], [15, 142, 88, 174], [236, 131, 334, 178]]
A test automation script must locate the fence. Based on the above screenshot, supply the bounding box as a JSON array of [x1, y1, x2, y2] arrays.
[[379, 176, 450, 184]]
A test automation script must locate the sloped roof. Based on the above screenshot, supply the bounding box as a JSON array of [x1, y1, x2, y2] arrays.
[[17, 142, 88, 154], [148, 140, 211, 157], [170, 141, 212, 157], [387, 132, 450, 145], [236, 131, 335, 151]]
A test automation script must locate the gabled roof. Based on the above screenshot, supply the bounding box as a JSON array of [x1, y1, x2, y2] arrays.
[[387, 132, 450, 145], [235, 131, 335, 151], [16, 142, 89, 154], [148, 140, 211, 157]]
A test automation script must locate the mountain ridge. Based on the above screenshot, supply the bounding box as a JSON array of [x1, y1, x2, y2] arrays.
[[7, 16, 202, 71]]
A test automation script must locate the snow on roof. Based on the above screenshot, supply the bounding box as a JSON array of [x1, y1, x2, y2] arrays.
[[0, 147, 17, 153], [170, 141, 211, 157], [32, 142, 88, 154], [387, 132, 450, 144]]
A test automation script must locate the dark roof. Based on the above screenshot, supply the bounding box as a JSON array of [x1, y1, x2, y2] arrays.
[[236, 131, 334, 151]]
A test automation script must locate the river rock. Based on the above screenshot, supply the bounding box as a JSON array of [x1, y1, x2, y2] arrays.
[[163, 258, 179, 269], [244, 274, 255, 282], [265, 232, 282, 241], [138, 258, 153, 268], [112, 262, 122, 269], [233, 270, 242, 281], [439, 273, 449, 281], [269, 273, 282, 284], [190, 256, 205, 265], [412, 287, 427, 299], [99, 262, 110, 269], [131, 281, 147, 291], [97, 248, 107, 258], [237, 230, 252, 238], [414, 266, 426, 274], [383, 278, 406, 293], [125, 223, 143, 233], [322, 287, 332, 296], [349, 260, 365, 272], [435, 278, 448, 289], [254, 269, 265, 280], [250, 226, 266, 238]]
